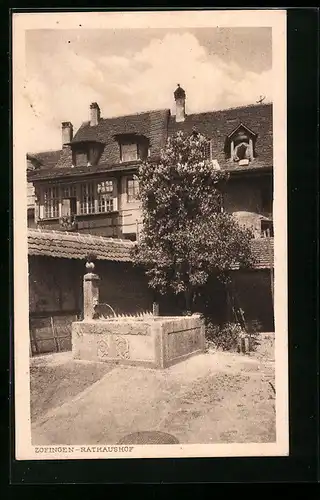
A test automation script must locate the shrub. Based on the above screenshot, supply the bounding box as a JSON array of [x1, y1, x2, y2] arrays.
[[247, 319, 263, 333], [205, 321, 245, 351]]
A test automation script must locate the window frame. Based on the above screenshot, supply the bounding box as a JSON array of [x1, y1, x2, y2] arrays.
[[38, 178, 118, 220], [120, 143, 139, 163], [43, 186, 60, 219], [126, 175, 139, 203], [261, 219, 274, 238], [73, 149, 89, 167]]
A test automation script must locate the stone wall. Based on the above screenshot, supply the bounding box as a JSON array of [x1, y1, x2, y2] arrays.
[[29, 255, 82, 314], [28, 256, 152, 317]]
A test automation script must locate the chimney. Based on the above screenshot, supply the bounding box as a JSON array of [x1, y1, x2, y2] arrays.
[[90, 102, 101, 127], [174, 84, 186, 122], [61, 122, 73, 146]]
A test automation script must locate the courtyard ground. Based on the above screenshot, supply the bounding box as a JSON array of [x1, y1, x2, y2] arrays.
[[30, 346, 276, 446]]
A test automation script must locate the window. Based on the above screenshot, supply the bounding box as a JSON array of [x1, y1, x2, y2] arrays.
[[74, 151, 89, 167], [121, 143, 138, 162], [98, 195, 114, 213], [40, 179, 117, 219], [97, 180, 113, 194], [43, 186, 59, 218], [80, 182, 95, 214], [61, 197, 77, 216], [72, 142, 104, 167], [127, 176, 139, 202], [97, 180, 115, 213], [61, 185, 76, 198], [116, 134, 149, 163], [261, 219, 274, 238], [61, 184, 77, 216]]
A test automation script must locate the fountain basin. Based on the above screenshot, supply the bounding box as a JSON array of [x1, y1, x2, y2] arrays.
[[72, 315, 205, 368]]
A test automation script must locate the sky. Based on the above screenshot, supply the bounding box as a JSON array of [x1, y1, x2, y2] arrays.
[[24, 27, 272, 153]]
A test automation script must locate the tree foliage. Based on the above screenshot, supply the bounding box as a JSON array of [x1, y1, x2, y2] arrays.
[[133, 131, 254, 310]]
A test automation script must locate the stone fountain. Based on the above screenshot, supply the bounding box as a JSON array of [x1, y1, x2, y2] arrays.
[[72, 260, 205, 369]]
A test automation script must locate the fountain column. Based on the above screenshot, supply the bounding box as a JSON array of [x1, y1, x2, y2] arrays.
[[83, 261, 100, 320]]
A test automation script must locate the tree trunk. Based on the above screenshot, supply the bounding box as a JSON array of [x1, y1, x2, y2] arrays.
[[184, 286, 193, 315]]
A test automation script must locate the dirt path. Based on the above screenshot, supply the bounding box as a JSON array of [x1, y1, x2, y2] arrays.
[[31, 351, 275, 446]]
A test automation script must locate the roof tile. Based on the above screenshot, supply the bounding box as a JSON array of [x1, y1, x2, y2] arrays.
[[169, 103, 273, 170], [72, 108, 170, 166], [27, 103, 272, 182], [28, 228, 134, 262], [28, 228, 273, 269], [28, 150, 63, 169]]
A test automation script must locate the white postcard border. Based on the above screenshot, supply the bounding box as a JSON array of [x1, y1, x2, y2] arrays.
[[13, 9, 288, 461]]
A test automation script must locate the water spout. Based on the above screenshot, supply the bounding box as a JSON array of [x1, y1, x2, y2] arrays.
[[98, 303, 117, 318]]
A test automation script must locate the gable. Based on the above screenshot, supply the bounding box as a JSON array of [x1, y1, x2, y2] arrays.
[[226, 122, 257, 139]]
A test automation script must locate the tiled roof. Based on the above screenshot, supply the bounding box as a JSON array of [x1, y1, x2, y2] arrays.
[[28, 228, 273, 269], [250, 237, 274, 269], [28, 228, 134, 262], [71, 109, 170, 165], [27, 161, 138, 182], [27, 103, 272, 182], [231, 238, 274, 270], [169, 103, 273, 171], [27, 150, 62, 170]]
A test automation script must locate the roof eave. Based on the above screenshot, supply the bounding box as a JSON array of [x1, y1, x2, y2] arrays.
[[27, 163, 141, 182], [225, 165, 273, 176]]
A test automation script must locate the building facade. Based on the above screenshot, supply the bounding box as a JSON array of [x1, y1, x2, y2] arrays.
[[27, 86, 273, 242]]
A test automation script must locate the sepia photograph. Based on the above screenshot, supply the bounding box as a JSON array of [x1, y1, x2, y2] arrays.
[[13, 10, 288, 460]]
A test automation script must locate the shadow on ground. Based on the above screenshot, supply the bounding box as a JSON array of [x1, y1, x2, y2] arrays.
[[30, 357, 116, 422]]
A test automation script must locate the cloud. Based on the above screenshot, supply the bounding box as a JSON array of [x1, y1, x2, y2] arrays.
[[24, 31, 272, 151]]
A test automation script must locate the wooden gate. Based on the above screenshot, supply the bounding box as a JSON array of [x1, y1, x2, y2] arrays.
[[29, 310, 80, 356]]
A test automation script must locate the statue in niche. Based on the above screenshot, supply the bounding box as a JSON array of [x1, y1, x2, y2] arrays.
[[233, 142, 251, 162]]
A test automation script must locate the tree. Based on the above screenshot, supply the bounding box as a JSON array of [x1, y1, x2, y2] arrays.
[[133, 131, 254, 313]]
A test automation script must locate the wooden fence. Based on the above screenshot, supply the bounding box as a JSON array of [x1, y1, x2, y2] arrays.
[[29, 311, 79, 356]]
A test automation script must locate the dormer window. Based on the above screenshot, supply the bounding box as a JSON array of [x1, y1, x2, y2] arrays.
[[226, 124, 257, 166], [115, 133, 149, 163], [72, 141, 104, 167], [121, 143, 138, 162], [74, 150, 89, 167]]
